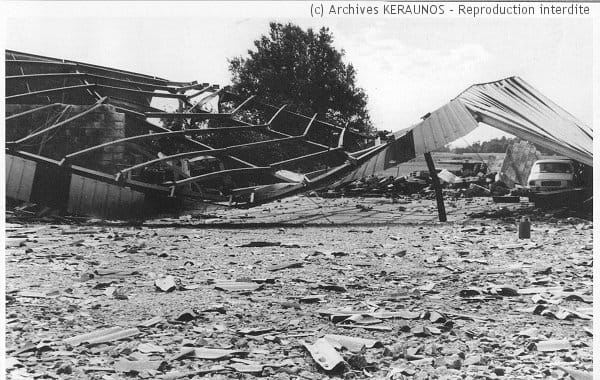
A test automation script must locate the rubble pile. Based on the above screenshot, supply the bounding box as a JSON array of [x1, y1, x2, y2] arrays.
[[318, 170, 512, 200], [5, 199, 592, 379]]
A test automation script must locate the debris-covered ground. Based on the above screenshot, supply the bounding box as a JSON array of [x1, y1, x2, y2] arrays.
[[5, 196, 593, 379]]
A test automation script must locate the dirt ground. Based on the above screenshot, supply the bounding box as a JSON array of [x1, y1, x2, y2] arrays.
[[4, 196, 593, 379]]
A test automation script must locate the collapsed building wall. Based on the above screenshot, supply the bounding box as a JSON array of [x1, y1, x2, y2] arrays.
[[5, 49, 377, 219]]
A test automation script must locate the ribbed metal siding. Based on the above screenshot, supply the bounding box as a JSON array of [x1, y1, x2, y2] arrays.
[[412, 99, 479, 155], [6, 154, 36, 202], [67, 174, 145, 219], [337, 101, 479, 184], [458, 77, 592, 166], [336, 144, 388, 184]]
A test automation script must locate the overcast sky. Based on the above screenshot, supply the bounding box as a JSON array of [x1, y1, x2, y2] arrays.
[[3, 2, 593, 146]]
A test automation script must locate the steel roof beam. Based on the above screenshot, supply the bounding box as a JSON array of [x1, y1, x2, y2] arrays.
[[61, 124, 269, 163], [10, 97, 108, 145], [230, 95, 256, 114], [6, 60, 77, 69], [270, 148, 342, 169], [7, 49, 173, 84], [115, 134, 305, 179], [95, 84, 187, 99], [6, 103, 62, 121], [170, 167, 272, 187], [6, 72, 85, 82], [223, 90, 371, 138], [6, 84, 95, 102], [115, 149, 224, 180], [145, 112, 232, 120], [186, 85, 218, 101]]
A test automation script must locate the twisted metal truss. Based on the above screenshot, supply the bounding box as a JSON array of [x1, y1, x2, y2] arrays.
[[5, 50, 382, 214]]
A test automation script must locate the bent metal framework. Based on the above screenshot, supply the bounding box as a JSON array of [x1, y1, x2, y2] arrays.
[[5, 50, 592, 220]]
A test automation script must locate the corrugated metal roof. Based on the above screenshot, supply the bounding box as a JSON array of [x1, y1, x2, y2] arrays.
[[335, 99, 479, 184], [411, 99, 479, 155], [458, 76, 592, 166], [336, 76, 592, 185]]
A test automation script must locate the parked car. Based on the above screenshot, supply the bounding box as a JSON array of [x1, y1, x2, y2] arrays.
[[527, 159, 574, 192]]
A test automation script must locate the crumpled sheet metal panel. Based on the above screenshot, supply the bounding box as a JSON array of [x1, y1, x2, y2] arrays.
[[335, 144, 389, 185], [499, 141, 541, 187], [333, 76, 591, 187], [6, 154, 37, 202], [411, 99, 479, 155], [67, 174, 145, 219], [333, 100, 478, 185], [458, 76, 592, 166]]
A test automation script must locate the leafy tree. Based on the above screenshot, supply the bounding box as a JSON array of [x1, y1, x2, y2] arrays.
[[447, 136, 558, 155], [228, 22, 373, 134]]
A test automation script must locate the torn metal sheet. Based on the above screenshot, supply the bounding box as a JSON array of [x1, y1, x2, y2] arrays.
[[63, 327, 140, 346], [318, 309, 421, 322], [499, 141, 541, 187], [5, 50, 374, 218], [534, 339, 571, 352], [155, 276, 178, 292], [114, 359, 164, 373], [237, 327, 275, 336], [459, 77, 592, 166], [213, 281, 263, 292], [267, 261, 304, 271], [172, 347, 246, 360], [227, 363, 264, 374], [323, 334, 382, 352], [557, 366, 593, 380], [336, 76, 592, 185], [303, 338, 345, 371]]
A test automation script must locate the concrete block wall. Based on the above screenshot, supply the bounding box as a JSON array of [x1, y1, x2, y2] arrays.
[[6, 104, 126, 173]]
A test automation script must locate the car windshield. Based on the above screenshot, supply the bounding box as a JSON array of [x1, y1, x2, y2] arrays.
[[532, 162, 573, 173]]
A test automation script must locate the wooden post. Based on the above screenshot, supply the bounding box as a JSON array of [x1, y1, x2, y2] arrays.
[[424, 152, 447, 222]]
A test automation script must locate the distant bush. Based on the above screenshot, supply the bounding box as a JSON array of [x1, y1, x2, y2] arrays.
[[440, 136, 556, 155]]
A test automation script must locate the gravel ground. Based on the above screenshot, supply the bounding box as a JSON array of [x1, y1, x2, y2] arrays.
[[5, 198, 593, 379]]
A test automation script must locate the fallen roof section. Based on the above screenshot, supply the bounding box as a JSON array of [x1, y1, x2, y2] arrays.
[[337, 76, 592, 185], [5, 50, 375, 219], [459, 77, 592, 166]]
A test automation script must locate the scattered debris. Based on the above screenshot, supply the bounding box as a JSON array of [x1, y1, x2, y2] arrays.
[[240, 241, 281, 248], [556, 366, 593, 380], [303, 338, 345, 371], [5, 196, 592, 379], [114, 359, 165, 373], [267, 261, 304, 271], [155, 276, 178, 292], [64, 327, 141, 346], [214, 281, 263, 292], [533, 339, 572, 352], [324, 334, 382, 352], [172, 347, 247, 360]]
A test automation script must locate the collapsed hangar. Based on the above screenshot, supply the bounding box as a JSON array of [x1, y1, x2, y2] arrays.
[[5, 50, 593, 219], [5, 50, 380, 218]]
